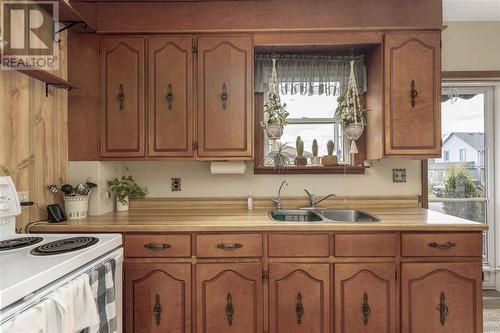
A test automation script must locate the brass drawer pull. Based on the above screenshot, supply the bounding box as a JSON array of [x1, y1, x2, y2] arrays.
[[117, 84, 125, 110], [216, 243, 243, 250], [226, 293, 234, 326], [410, 80, 418, 107], [439, 292, 449, 325], [362, 292, 371, 325], [221, 83, 228, 110], [153, 294, 162, 326], [428, 241, 456, 250], [296, 291, 304, 324], [144, 243, 171, 250], [166, 84, 173, 110]]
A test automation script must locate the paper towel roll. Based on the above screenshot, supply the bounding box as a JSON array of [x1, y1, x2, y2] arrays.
[[210, 161, 246, 175]]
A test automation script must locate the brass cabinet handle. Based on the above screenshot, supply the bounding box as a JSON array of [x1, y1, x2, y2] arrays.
[[153, 294, 162, 326], [166, 84, 173, 110], [428, 241, 456, 250], [362, 292, 371, 325], [117, 84, 125, 110], [216, 243, 243, 250], [439, 292, 449, 325], [226, 293, 234, 326], [144, 243, 171, 250], [221, 83, 228, 110], [410, 80, 418, 107], [296, 292, 304, 324]]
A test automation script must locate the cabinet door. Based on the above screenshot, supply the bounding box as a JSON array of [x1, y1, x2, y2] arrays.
[[197, 36, 253, 159], [335, 263, 396, 333], [268, 264, 330, 333], [125, 263, 191, 333], [384, 32, 441, 156], [401, 262, 482, 333], [147, 36, 194, 157], [196, 263, 263, 333], [99, 37, 145, 157]]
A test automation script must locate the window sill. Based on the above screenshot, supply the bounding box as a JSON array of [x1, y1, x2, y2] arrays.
[[253, 165, 366, 174]]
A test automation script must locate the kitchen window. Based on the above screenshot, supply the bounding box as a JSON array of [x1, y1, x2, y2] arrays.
[[253, 53, 367, 173], [427, 83, 496, 289]]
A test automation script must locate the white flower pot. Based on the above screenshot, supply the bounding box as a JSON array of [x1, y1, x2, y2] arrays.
[[116, 196, 129, 212], [343, 123, 365, 141], [266, 124, 284, 140]]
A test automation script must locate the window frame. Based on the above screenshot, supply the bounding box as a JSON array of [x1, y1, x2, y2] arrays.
[[253, 92, 366, 174]]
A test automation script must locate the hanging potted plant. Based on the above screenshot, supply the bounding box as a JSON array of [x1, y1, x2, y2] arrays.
[[106, 175, 147, 212], [335, 60, 367, 154], [310, 139, 321, 165], [294, 136, 307, 166], [321, 140, 338, 166], [261, 58, 289, 140]]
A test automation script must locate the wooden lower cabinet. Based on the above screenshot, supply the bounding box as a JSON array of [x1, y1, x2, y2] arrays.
[[196, 263, 263, 333], [268, 263, 330, 333], [401, 262, 483, 333], [335, 263, 396, 333], [125, 262, 191, 333]]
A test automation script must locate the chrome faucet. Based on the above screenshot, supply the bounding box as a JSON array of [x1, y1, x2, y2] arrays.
[[272, 180, 288, 210], [304, 189, 335, 208]]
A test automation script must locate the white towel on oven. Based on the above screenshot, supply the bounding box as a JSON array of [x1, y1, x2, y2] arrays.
[[46, 274, 100, 333], [0, 302, 46, 333]]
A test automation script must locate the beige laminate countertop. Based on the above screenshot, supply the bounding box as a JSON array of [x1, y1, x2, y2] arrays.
[[29, 207, 487, 232]]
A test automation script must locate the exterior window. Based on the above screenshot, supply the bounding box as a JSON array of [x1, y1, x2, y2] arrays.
[[460, 149, 466, 161], [428, 84, 494, 289]]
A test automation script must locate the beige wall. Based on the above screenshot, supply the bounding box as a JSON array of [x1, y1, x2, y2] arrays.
[[442, 21, 500, 71]]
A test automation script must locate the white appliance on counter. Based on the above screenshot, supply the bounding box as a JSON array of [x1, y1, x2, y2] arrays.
[[0, 176, 123, 332]]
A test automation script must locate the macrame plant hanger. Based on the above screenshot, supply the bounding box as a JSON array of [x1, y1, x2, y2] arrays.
[[268, 46, 281, 151]]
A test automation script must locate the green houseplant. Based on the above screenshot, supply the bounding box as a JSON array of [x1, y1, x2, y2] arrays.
[[294, 136, 307, 166], [106, 175, 147, 212], [321, 140, 338, 166], [264, 142, 293, 171], [310, 139, 321, 165]]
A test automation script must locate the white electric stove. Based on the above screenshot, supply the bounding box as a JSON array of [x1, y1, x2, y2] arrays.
[[0, 176, 123, 331]]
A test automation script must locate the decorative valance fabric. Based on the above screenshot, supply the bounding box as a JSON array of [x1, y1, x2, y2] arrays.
[[254, 54, 367, 96]]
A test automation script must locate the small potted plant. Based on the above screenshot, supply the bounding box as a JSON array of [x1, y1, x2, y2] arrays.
[[310, 139, 321, 165], [264, 142, 293, 171], [106, 175, 147, 212], [294, 136, 307, 166], [321, 140, 338, 166]]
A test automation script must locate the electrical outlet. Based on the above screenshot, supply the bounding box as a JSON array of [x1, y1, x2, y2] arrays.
[[171, 178, 182, 192], [17, 191, 29, 203], [392, 169, 407, 183]]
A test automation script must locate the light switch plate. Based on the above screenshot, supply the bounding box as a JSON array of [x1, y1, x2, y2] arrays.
[[392, 169, 407, 183]]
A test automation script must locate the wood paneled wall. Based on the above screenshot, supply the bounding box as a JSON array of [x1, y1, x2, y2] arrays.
[[0, 33, 68, 230]]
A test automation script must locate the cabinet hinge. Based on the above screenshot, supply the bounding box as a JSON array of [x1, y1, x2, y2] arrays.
[[192, 42, 198, 54], [97, 141, 101, 152], [192, 141, 198, 151], [395, 270, 399, 282], [262, 270, 269, 283], [97, 43, 100, 54]]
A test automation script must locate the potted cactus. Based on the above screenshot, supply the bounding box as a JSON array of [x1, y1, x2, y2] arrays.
[[321, 140, 338, 166], [294, 136, 307, 166], [310, 139, 321, 165]]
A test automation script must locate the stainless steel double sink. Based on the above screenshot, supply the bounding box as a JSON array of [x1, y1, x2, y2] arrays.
[[269, 209, 381, 223]]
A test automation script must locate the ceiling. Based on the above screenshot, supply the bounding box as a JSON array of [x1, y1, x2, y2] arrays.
[[444, 0, 500, 21]]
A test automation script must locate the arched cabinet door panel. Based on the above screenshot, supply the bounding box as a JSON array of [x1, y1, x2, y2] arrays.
[[99, 37, 145, 157], [196, 36, 253, 159], [384, 31, 441, 156], [196, 263, 263, 333], [401, 262, 482, 333], [268, 263, 330, 333], [125, 263, 191, 333], [335, 263, 396, 333], [147, 36, 194, 157]]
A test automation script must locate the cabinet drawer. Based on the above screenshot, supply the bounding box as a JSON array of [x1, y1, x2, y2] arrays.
[[402, 233, 482, 257], [196, 234, 262, 258], [124, 234, 191, 258], [335, 233, 396, 257], [268, 234, 330, 257]]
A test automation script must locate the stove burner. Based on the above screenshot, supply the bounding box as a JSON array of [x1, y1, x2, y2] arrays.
[[0, 237, 44, 251], [30, 237, 99, 256]]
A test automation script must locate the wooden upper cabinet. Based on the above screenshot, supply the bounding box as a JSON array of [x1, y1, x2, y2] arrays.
[[99, 37, 145, 157], [125, 263, 191, 333], [196, 263, 263, 333], [384, 32, 441, 157], [196, 36, 253, 159], [268, 263, 330, 333], [335, 263, 396, 333], [401, 262, 482, 333], [147, 36, 194, 157]]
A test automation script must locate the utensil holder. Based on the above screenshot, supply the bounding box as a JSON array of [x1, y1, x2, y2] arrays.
[[63, 195, 89, 220]]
